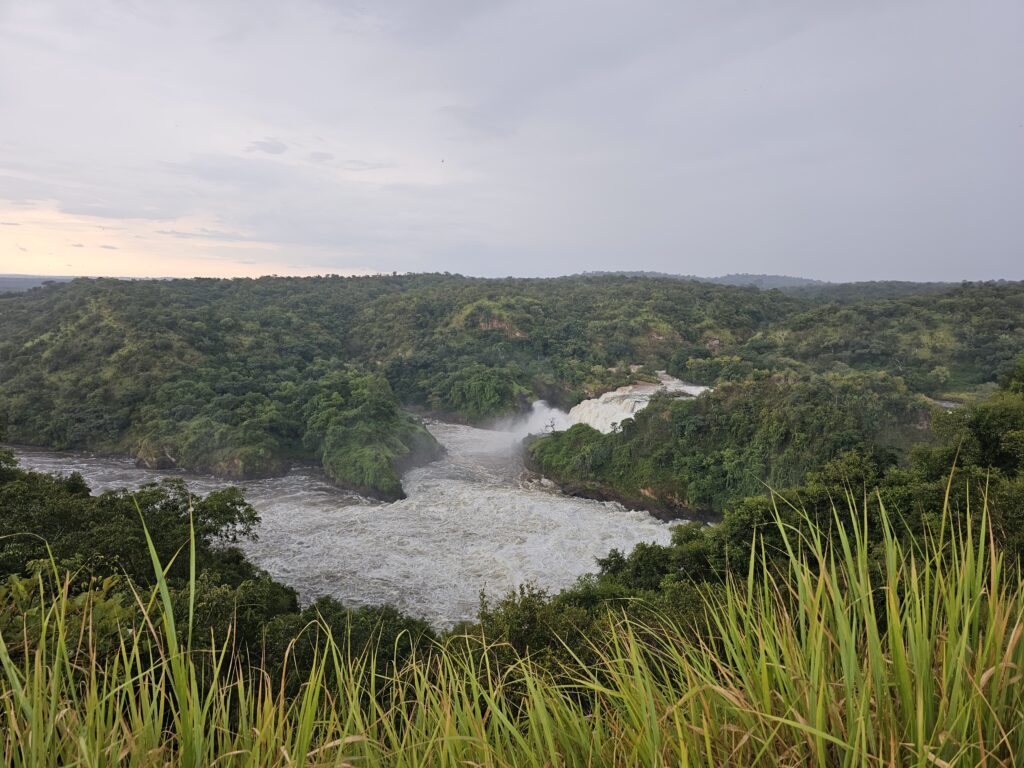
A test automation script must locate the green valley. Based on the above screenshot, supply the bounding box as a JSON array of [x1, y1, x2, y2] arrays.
[[2, 274, 1021, 502]]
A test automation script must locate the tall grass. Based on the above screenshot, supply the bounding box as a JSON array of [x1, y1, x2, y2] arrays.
[[2, 490, 1023, 766]]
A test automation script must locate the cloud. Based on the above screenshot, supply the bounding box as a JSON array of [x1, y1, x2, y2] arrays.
[[100, 244, 118, 249], [155, 227, 253, 242], [0, 0, 1021, 281], [343, 159, 397, 172], [246, 138, 288, 155], [440, 104, 517, 141]]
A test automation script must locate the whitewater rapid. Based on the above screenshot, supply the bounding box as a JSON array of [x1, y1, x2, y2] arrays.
[[509, 371, 709, 437], [10, 420, 671, 628]]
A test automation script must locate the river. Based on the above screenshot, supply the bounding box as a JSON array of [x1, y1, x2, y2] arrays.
[[10, 419, 672, 628]]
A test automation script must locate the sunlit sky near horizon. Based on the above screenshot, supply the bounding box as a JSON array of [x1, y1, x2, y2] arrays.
[[1, 0, 1022, 281]]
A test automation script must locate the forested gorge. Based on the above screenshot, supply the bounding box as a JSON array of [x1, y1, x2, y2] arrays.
[[1, 274, 1022, 502]]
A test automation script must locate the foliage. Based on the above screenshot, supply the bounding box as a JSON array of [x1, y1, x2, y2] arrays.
[[473, 372, 1024, 669], [737, 280, 1024, 392], [0, 454, 259, 587], [529, 369, 929, 514], [2, 275, 1022, 497], [3, 484, 1023, 765]]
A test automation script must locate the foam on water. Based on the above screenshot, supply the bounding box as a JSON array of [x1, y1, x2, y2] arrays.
[[507, 372, 710, 437], [565, 372, 709, 433], [503, 400, 573, 439], [10, 420, 670, 628]]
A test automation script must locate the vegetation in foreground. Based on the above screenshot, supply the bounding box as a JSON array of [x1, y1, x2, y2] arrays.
[[2, 485, 1022, 766], [2, 366, 1023, 765]]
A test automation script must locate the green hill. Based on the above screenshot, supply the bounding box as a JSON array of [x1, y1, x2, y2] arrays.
[[1, 274, 1022, 500]]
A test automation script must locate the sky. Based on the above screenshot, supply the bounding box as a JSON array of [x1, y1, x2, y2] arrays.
[[1, 0, 1022, 282]]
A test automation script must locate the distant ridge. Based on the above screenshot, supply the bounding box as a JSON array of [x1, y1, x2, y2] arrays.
[[578, 271, 962, 301], [0, 271, 984, 303], [0, 275, 75, 293], [700, 273, 827, 290], [580, 270, 825, 289]]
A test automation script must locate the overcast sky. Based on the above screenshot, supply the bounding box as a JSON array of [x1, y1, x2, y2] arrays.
[[1, 0, 1021, 281]]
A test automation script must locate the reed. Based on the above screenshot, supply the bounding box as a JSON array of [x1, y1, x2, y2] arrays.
[[2, 487, 1022, 766]]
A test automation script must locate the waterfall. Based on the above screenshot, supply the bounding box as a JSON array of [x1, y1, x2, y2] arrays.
[[513, 372, 709, 436]]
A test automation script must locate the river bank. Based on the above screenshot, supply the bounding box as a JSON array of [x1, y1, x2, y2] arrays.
[[520, 441, 719, 524]]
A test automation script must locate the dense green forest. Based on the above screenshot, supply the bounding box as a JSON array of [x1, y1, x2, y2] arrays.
[[526, 278, 1024, 516], [1, 274, 1022, 501], [528, 369, 929, 515]]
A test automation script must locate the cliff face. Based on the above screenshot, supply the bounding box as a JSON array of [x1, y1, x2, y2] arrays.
[[133, 443, 289, 479]]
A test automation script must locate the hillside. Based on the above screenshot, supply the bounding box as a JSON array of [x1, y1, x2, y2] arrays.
[[527, 370, 929, 515], [581, 270, 961, 300], [580, 270, 826, 289], [1, 274, 1022, 501], [0, 275, 74, 293]]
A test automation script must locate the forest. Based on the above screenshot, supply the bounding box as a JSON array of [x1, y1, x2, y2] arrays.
[[1, 274, 1022, 502]]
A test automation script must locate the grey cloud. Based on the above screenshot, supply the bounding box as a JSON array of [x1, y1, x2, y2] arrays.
[[156, 227, 253, 242], [0, 169, 189, 222], [1, 221, 19, 226], [343, 159, 396, 172], [100, 244, 118, 249], [163, 153, 293, 188], [71, 243, 84, 247], [440, 104, 517, 141], [61, 202, 169, 220], [246, 138, 288, 155], [1, 0, 1022, 281]]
